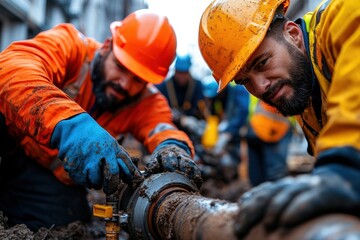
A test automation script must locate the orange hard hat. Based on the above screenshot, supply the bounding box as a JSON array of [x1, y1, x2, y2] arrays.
[[111, 9, 177, 84], [198, 0, 289, 92]]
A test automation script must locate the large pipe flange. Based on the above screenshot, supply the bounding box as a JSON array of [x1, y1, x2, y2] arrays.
[[126, 172, 198, 239]]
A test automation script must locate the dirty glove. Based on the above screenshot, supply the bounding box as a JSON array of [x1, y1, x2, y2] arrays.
[[51, 113, 142, 194], [234, 163, 360, 238], [146, 140, 203, 189]]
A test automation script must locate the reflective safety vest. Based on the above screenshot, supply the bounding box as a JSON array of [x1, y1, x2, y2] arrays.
[[249, 96, 291, 143]]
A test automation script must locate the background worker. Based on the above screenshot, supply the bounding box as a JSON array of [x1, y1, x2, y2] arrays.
[[199, 0, 360, 237], [199, 75, 250, 182], [0, 9, 202, 231], [246, 97, 292, 186], [156, 54, 206, 132], [201, 76, 291, 186]]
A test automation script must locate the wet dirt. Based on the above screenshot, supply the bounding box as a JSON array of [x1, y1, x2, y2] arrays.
[[0, 189, 130, 240], [155, 192, 239, 240], [0, 213, 105, 240]]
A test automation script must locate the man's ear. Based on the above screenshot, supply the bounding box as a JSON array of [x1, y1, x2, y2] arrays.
[[283, 21, 304, 49], [99, 37, 112, 56]]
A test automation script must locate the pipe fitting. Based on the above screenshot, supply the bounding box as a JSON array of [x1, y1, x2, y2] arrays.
[[120, 172, 198, 239]]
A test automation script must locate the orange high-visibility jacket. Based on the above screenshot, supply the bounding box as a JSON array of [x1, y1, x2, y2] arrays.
[[0, 23, 194, 184], [249, 98, 291, 143]]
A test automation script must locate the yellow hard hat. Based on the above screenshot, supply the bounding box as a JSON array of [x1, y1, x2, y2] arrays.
[[198, 0, 289, 92]]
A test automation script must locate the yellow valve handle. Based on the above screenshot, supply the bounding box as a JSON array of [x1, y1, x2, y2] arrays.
[[93, 204, 113, 218]]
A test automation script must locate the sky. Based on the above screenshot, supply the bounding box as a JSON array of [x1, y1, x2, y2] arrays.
[[146, 0, 214, 78], [146, 0, 212, 54]]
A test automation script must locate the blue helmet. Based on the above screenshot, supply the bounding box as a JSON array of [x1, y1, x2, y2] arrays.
[[175, 54, 192, 72], [202, 75, 218, 98]]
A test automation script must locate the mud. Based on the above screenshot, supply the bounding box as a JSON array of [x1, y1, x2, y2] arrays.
[[0, 213, 105, 240], [145, 189, 360, 240], [154, 192, 239, 240], [0, 189, 130, 240]]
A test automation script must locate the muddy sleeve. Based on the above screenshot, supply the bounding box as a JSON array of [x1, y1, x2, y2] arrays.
[[0, 24, 89, 146]]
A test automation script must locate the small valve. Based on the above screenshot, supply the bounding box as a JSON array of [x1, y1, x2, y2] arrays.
[[93, 204, 113, 218]]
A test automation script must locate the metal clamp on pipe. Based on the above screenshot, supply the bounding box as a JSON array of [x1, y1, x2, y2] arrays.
[[94, 172, 198, 240], [119, 172, 198, 239]]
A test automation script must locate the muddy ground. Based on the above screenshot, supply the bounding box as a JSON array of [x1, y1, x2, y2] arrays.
[[0, 188, 123, 240]]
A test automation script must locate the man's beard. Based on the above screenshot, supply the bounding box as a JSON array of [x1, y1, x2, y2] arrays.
[[91, 53, 132, 112], [262, 43, 313, 116]]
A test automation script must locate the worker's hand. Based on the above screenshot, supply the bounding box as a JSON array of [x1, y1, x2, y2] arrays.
[[171, 109, 182, 123], [180, 116, 200, 134], [212, 132, 232, 156], [51, 113, 142, 194], [146, 143, 203, 189], [234, 164, 360, 238]]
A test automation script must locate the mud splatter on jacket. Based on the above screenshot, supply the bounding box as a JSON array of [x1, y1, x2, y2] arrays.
[[296, 0, 360, 166], [0, 24, 194, 184]]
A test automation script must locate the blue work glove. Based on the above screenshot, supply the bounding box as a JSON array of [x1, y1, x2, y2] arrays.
[[145, 140, 203, 189], [51, 113, 143, 194], [234, 162, 360, 238]]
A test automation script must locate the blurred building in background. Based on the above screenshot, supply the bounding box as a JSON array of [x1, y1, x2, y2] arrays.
[[0, 0, 147, 51], [287, 0, 323, 19]]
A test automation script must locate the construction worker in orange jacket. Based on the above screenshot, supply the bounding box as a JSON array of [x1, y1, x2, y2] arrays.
[[0, 9, 202, 231], [199, 0, 360, 237]]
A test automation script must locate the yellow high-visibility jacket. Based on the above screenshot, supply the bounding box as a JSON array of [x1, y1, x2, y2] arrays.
[[296, 0, 360, 162]]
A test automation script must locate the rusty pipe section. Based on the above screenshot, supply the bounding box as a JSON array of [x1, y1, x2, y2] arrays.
[[115, 172, 360, 240], [122, 172, 199, 239], [154, 192, 238, 239], [151, 188, 360, 240]]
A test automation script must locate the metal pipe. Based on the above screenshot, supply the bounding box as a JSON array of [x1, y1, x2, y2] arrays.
[[154, 192, 238, 240], [152, 191, 360, 240], [110, 172, 360, 239]]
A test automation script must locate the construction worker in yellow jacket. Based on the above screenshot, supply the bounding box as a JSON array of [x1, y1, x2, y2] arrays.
[[0, 9, 202, 231], [199, 0, 360, 237]]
